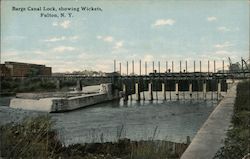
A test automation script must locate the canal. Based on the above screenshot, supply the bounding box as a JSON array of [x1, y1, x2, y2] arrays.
[[0, 93, 218, 145]]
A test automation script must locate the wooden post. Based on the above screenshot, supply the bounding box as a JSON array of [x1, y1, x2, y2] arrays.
[[139, 60, 141, 76], [222, 60, 224, 73], [200, 61, 202, 73], [180, 61, 182, 73], [166, 61, 168, 72], [208, 60, 210, 73], [126, 61, 128, 76], [214, 60, 216, 73], [185, 60, 187, 73], [158, 61, 160, 73], [119, 62, 121, 75], [152, 61, 155, 73], [132, 60, 134, 75], [172, 61, 174, 72], [194, 61, 196, 72]]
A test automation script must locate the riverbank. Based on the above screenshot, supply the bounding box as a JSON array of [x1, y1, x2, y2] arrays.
[[214, 80, 250, 159], [0, 115, 188, 159]]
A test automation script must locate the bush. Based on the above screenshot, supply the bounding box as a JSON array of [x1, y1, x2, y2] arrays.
[[40, 81, 57, 89], [0, 115, 62, 158]]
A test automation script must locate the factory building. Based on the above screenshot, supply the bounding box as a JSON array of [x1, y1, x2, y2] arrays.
[[0, 61, 51, 77]]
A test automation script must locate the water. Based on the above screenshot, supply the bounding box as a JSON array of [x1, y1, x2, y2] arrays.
[[0, 92, 218, 145]]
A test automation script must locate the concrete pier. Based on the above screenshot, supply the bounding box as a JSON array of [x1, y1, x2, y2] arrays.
[[123, 84, 128, 101], [148, 82, 153, 101], [76, 80, 82, 91], [130, 84, 133, 100], [203, 81, 207, 100], [217, 81, 221, 100], [119, 77, 228, 101], [135, 83, 140, 101], [181, 83, 237, 159], [162, 83, 166, 100], [56, 80, 61, 89], [175, 82, 179, 100], [155, 84, 158, 100], [189, 83, 193, 98]]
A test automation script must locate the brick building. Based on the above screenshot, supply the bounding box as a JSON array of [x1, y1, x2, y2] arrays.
[[0, 61, 52, 77], [0, 64, 11, 77]]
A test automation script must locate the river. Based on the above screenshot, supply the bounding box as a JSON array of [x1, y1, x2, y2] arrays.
[[0, 93, 218, 145]]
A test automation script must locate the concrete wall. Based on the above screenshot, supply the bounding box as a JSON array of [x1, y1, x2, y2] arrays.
[[180, 82, 237, 159], [10, 83, 115, 112], [10, 98, 55, 112], [51, 93, 111, 112]]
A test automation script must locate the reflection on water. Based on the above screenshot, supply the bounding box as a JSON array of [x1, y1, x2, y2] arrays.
[[52, 98, 217, 145], [0, 93, 218, 145]]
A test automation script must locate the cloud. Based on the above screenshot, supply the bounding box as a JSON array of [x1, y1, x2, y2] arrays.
[[207, 16, 217, 22], [96, 35, 102, 39], [217, 26, 230, 32], [113, 41, 123, 49], [44, 36, 66, 42], [153, 19, 175, 27], [214, 41, 233, 49], [103, 36, 114, 42], [52, 20, 71, 29], [97, 35, 114, 42], [43, 36, 79, 42], [69, 36, 79, 41], [97, 35, 124, 52], [4, 36, 26, 41], [53, 46, 76, 52], [214, 50, 231, 56]]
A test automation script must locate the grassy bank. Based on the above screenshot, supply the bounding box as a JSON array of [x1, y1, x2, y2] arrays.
[[0, 115, 188, 159], [214, 80, 250, 159]]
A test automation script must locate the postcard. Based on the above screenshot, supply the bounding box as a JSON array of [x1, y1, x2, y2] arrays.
[[0, 0, 249, 158]]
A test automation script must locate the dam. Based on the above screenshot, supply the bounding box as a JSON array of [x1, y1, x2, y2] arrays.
[[9, 83, 119, 112]]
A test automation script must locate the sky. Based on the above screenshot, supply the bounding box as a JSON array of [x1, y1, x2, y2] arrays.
[[1, 0, 249, 74]]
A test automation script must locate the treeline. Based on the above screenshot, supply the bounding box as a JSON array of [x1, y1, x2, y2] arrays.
[[0, 78, 75, 95], [55, 70, 106, 76], [0, 77, 111, 95]]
